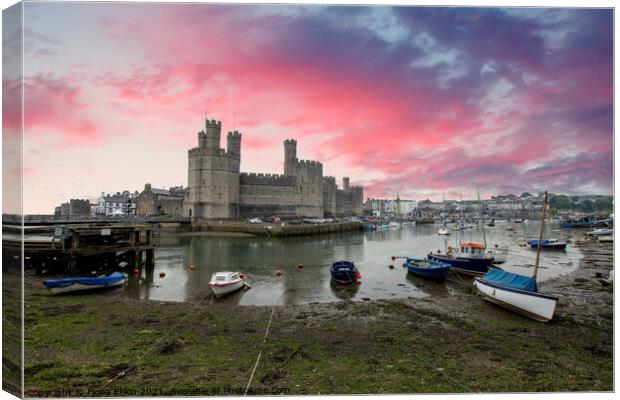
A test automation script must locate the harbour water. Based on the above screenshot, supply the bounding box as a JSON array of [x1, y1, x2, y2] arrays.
[[122, 221, 581, 305]]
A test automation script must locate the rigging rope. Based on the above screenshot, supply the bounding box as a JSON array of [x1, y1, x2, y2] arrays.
[[244, 304, 276, 395]]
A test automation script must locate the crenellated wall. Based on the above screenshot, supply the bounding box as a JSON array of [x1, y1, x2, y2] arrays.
[[185, 119, 362, 219], [240, 172, 297, 186]]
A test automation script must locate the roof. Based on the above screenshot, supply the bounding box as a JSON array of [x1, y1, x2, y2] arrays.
[[460, 242, 486, 249], [151, 188, 171, 196]]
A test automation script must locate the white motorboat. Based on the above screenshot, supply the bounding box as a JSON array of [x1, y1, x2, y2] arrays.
[[598, 235, 613, 243], [474, 191, 559, 322], [438, 226, 450, 235], [209, 271, 246, 298]]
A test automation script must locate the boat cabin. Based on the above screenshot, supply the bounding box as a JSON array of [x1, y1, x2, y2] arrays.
[[459, 242, 487, 256], [211, 272, 242, 285]]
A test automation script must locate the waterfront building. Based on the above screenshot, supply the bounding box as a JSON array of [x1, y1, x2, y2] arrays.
[[54, 199, 91, 217], [135, 184, 185, 216], [95, 191, 137, 216], [364, 197, 417, 217], [183, 118, 363, 219]]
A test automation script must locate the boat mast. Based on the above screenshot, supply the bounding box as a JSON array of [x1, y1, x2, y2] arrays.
[[477, 189, 487, 247], [532, 191, 549, 280]]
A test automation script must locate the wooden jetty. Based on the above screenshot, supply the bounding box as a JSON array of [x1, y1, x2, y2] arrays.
[[3, 222, 155, 274]]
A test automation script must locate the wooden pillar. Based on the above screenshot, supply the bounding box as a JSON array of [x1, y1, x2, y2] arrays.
[[68, 255, 77, 273], [71, 231, 79, 249], [145, 249, 154, 269], [129, 251, 140, 269]]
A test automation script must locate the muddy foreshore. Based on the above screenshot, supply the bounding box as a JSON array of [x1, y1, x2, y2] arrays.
[[20, 236, 613, 396]]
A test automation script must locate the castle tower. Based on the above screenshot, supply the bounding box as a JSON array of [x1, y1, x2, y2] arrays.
[[227, 131, 241, 158], [343, 177, 350, 192], [184, 118, 240, 219], [284, 139, 298, 176], [205, 119, 222, 151]]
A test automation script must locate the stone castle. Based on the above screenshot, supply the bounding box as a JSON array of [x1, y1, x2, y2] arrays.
[[183, 118, 363, 219]]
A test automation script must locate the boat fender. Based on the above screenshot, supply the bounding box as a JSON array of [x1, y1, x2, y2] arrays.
[[239, 272, 246, 280], [355, 272, 362, 280], [391, 256, 396, 260], [437, 249, 441, 254], [448, 246, 452, 252]]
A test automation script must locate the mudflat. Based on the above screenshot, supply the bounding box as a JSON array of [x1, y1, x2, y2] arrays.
[[20, 237, 612, 396]]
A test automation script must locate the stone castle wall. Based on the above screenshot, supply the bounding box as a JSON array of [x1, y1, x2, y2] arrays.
[[185, 118, 362, 219], [322, 176, 337, 217], [238, 172, 300, 218]]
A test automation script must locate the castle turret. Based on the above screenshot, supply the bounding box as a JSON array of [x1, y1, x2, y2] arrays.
[[343, 177, 350, 192], [185, 119, 240, 219], [227, 131, 241, 158], [205, 119, 222, 150], [284, 139, 297, 176]]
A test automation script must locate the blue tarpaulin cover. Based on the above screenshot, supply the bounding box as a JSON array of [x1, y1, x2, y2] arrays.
[[43, 272, 126, 289], [481, 268, 538, 293]]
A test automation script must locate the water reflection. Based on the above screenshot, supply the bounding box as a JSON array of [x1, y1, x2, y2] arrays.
[[120, 222, 581, 305], [330, 281, 361, 300]]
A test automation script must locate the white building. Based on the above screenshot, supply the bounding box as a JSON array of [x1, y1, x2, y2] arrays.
[[95, 191, 138, 216]]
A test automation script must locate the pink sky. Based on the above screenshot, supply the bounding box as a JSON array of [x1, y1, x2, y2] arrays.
[[3, 3, 613, 214]]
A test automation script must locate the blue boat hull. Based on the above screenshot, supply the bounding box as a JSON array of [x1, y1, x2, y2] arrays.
[[530, 243, 566, 250], [405, 258, 450, 279], [427, 253, 494, 276], [330, 261, 359, 284]]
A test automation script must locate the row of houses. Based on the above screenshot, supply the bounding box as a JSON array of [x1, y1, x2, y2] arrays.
[[363, 194, 545, 218], [54, 184, 186, 217]]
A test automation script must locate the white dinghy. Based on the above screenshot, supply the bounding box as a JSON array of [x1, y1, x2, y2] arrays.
[[209, 271, 247, 298]]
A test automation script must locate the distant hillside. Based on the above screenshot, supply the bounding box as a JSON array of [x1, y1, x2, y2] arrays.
[[548, 193, 613, 214]]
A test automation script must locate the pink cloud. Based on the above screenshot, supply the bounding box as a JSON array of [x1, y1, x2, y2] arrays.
[[24, 74, 102, 146]]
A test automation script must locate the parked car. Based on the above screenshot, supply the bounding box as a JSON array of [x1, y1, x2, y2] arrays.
[[248, 218, 263, 224]]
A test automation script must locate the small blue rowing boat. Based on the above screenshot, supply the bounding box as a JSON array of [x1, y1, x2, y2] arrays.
[[405, 257, 450, 279], [43, 272, 127, 294], [529, 239, 567, 250], [330, 261, 360, 284]]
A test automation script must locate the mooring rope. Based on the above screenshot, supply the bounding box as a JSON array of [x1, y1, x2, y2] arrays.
[[409, 348, 471, 392], [104, 291, 213, 387], [244, 303, 276, 395]]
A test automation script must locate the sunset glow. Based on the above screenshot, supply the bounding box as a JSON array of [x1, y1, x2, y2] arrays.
[[5, 3, 613, 213]]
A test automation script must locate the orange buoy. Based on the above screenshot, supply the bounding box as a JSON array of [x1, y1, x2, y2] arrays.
[[159, 272, 166, 278], [275, 270, 283, 277]]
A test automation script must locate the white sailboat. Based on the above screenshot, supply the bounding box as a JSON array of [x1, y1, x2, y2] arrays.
[[474, 191, 559, 322]]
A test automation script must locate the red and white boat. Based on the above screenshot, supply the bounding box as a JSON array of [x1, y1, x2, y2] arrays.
[[208, 271, 246, 298]]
